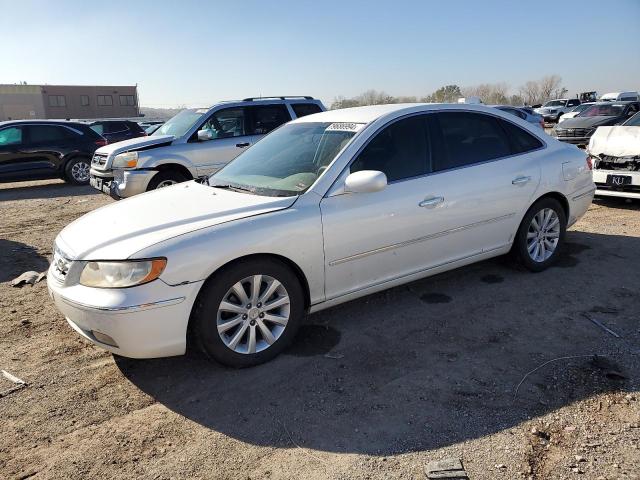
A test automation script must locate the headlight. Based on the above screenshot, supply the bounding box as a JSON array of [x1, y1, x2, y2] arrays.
[[112, 151, 138, 169], [79, 258, 166, 288]]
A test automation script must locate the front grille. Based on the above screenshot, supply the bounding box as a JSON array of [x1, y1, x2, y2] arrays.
[[554, 128, 593, 138], [92, 153, 108, 167]]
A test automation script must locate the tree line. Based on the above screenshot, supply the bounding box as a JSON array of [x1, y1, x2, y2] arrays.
[[331, 75, 568, 109]]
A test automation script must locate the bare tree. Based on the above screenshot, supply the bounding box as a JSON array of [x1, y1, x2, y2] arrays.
[[539, 75, 563, 102], [461, 82, 509, 104]]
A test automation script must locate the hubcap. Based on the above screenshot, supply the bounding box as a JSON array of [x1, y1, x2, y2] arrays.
[[527, 208, 560, 263], [71, 161, 90, 182], [216, 274, 290, 354], [156, 179, 177, 188]]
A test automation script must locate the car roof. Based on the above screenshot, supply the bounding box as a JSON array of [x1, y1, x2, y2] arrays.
[[291, 103, 517, 125], [0, 119, 91, 128]]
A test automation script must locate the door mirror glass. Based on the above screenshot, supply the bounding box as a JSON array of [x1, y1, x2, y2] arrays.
[[344, 170, 387, 194], [197, 129, 213, 141]]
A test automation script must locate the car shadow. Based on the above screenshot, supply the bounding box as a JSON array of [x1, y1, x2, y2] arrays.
[[0, 239, 50, 283], [0, 179, 98, 202], [116, 230, 639, 455], [593, 196, 640, 211]]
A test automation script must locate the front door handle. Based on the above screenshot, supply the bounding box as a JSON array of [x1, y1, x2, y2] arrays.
[[419, 196, 444, 208], [512, 175, 532, 185], [236, 142, 250, 148]]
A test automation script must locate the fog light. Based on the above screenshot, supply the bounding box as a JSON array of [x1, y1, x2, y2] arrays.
[[91, 330, 119, 347]]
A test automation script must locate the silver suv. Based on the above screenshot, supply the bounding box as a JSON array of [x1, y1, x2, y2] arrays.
[[89, 96, 325, 198]]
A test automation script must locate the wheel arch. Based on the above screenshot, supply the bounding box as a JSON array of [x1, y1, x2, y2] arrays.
[[531, 191, 570, 220], [186, 253, 312, 342], [154, 162, 194, 180], [60, 152, 91, 173]]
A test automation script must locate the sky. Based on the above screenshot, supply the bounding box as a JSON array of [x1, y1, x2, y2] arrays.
[[1, 0, 639, 108]]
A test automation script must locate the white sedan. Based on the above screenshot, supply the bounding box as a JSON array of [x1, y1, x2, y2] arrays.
[[48, 104, 595, 367]]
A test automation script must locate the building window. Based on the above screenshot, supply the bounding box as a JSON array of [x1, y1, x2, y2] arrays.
[[80, 95, 90, 106], [119, 95, 136, 106], [48, 95, 66, 107], [97, 95, 113, 106]]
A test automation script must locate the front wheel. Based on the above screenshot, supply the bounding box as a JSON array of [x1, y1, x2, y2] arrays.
[[63, 157, 91, 185], [191, 258, 305, 367], [512, 198, 567, 272], [146, 170, 187, 191]]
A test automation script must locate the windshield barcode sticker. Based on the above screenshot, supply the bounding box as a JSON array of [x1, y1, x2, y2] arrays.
[[326, 122, 365, 132]]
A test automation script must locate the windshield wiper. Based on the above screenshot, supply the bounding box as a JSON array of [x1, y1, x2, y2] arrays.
[[209, 183, 256, 194]]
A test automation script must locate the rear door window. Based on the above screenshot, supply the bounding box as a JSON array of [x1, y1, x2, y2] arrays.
[[430, 112, 511, 171], [0, 126, 23, 146], [26, 125, 75, 144], [291, 103, 322, 118], [248, 104, 292, 135], [498, 119, 544, 154]]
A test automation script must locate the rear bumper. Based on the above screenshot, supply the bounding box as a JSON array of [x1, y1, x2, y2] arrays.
[[90, 168, 157, 199], [568, 185, 596, 226], [593, 169, 640, 199]]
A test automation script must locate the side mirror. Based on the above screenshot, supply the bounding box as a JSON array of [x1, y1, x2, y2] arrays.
[[344, 170, 387, 194], [197, 129, 213, 141]]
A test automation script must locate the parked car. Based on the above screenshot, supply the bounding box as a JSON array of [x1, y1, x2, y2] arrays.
[[558, 103, 594, 123], [0, 120, 106, 185], [588, 111, 640, 199], [48, 103, 594, 366], [534, 98, 582, 123], [89, 96, 326, 199], [551, 101, 640, 147], [89, 120, 147, 144], [493, 105, 544, 129], [599, 91, 639, 102]]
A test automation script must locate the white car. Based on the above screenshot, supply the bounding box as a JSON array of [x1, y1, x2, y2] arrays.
[[558, 103, 594, 123], [48, 104, 595, 367], [535, 98, 581, 123]]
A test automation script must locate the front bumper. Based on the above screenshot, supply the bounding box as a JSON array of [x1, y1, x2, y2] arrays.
[[90, 168, 158, 199], [47, 265, 203, 358], [543, 113, 562, 122], [593, 169, 640, 199]]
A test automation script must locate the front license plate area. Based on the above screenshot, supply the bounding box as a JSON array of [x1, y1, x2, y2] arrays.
[[606, 175, 632, 187]]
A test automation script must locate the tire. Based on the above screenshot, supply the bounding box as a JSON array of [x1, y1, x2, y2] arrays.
[[191, 258, 305, 367], [146, 170, 188, 191], [63, 157, 91, 185], [512, 198, 567, 272]]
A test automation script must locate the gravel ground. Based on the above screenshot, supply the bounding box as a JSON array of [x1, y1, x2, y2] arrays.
[[0, 179, 639, 480]]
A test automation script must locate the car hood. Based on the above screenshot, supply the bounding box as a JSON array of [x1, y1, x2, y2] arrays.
[[557, 116, 619, 129], [588, 126, 640, 157], [56, 182, 297, 260], [95, 134, 175, 157]]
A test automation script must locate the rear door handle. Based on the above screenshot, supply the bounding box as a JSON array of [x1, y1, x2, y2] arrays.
[[419, 196, 444, 208], [512, 176, 532, 185], [236, 142, 250, 148]]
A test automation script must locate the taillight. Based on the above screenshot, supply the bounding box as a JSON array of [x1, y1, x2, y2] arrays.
[[586, 156, 593, 170], [95, 138, 108, 147], [540, 119, 545, 129]]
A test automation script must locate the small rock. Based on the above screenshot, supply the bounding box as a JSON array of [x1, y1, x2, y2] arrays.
[[495, 464, 507, 469], [575, 455, 586, 462]]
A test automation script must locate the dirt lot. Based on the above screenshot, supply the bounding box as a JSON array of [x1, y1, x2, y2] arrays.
[[1, 179, 639, 480]]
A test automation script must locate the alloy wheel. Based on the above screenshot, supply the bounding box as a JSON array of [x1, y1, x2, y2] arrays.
[[527, 208, 560, 263], [216, 275, 290, 354], [71, 161, 90, 182]]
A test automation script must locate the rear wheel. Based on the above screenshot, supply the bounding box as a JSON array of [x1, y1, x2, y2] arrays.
[[146, 170, 188, 191], [512, 198, 567, 272], [191, 258, 304, 367], [63, 157, 91, 185]]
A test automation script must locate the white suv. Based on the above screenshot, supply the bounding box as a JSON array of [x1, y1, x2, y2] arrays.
[[89, 96, 325, 199]]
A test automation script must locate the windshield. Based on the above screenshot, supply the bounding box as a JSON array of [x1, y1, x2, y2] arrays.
[[624, 112, 640, 126], [153, 109, 206, 137], [580, 104, 624, 117], [210, 122, 361, 197], [544, 100, 566, 107], [572, 104, 590, 113]]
